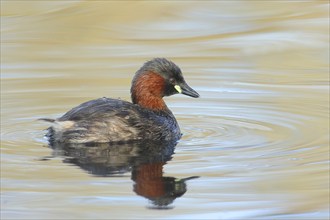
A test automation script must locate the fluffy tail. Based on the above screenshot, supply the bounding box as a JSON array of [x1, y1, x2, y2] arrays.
[[39, 118, 56, 145]]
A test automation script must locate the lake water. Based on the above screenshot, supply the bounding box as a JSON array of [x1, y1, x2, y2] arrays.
[[1, 1, 329, 219]]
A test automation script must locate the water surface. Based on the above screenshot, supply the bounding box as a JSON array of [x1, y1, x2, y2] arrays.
[[1, 1, 329, 219]]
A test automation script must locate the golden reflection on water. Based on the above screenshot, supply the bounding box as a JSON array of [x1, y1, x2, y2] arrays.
[[1, 1, 329, 219]]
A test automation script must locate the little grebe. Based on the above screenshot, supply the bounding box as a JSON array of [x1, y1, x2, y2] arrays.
[[43, 58, 199, 144]]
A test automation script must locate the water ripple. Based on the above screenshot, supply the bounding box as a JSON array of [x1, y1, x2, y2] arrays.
[[176, 87, 327, 155]]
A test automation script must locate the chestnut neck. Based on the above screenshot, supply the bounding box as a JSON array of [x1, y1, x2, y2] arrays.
[[131, 71, 169, 112]]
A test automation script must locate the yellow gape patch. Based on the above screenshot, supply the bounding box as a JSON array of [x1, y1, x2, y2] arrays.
[[174, 85, 182, 93]]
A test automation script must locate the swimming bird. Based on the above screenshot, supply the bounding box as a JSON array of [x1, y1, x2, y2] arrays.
[[42, 58, 199, 144]]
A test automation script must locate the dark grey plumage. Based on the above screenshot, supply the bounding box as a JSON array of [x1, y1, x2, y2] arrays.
[[42, 58, 199, 144], [46, 97, 181, 144]]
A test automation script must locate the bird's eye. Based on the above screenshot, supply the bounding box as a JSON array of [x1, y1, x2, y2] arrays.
[[169, 78, 175, 84]]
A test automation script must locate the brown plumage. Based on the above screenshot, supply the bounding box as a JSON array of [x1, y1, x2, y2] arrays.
[[41, 58, 199, 144]]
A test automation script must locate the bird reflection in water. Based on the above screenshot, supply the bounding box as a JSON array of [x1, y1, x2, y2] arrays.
[[47, 140, 199, 209]]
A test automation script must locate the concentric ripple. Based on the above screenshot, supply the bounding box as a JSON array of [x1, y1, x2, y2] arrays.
[[1, 1, 329, 219], [173, 84, 328, 157]]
